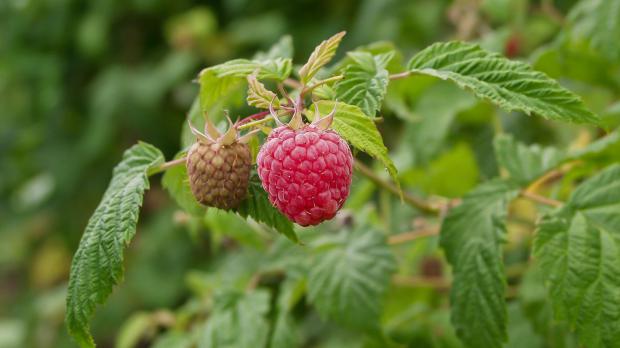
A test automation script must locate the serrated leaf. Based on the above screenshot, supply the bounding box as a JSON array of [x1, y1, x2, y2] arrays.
[[162, 151, 204, 215], [199, 58, 292, 112], [568, 0, 620, 62], [534, 164, 620, 348], [440, 179, 520, 348], [407, 41, 599, 124], [311, 100, 398, 184], [312, 84, 336, 100], [65, 142, 164, 347], [247, 74, 279, 109], [201, 290, 271, 348], [308, 228, 396, 329], [236, 172, 297, 243], [494, 134, 566, 185], [335, 51, 391, 117], [206, 58, 292, 80], [569, 129, 620, 161], [493, 130, 620, 187], [198, 69, 245, 113], [298, 31, 346, 84]]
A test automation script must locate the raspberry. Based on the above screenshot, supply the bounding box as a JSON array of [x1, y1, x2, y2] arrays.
[[257, 124, 353, 226], [187, 141, 251, 209], [186, 118, 255, 210]]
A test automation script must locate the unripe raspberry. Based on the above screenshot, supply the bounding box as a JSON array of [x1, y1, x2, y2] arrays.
[[187, 141, 251, 209], [257, 124, 353, 226], [186, 117, 255, 210]]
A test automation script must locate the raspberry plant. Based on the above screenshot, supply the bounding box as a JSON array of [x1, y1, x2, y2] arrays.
[[66, 29, 620, 348]]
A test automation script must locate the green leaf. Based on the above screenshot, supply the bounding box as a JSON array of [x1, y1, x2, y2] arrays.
[[236, 172, 297, 243], [493, 130, 620, 187], [247, 74, 279, 109], [66, 142, 164, 347], [399, 82, 476, 166], [312, 84, 336, 100], [569, 129, 620, 161], [202, 290, 271, 348], [311, 100, 398, 184], [298, 31, 346, 84], [494, 134, 566, 185], [254, 35, 294, 60], [198, 70, 245, 113], [568, 0, 620, 62], [269, 279, 304, 348], [534, 164, 620, 348], [308, 228, 396, 329], [206, 58, 292, 80], [402, 143, 479, 198], [407, 41, 599, 124], [199, 58, 292, 112], [440, 179, 520, 348], [205, 209, 265, 249], [161, 151, 204, 215], [116, 313, 153, 348], [335, 51, 392, 117]]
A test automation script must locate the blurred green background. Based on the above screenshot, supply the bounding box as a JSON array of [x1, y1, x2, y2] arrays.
[[1, 0, 618, 347]]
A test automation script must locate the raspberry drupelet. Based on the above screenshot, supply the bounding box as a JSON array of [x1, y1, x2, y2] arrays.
[[257, 111, 353, 226]]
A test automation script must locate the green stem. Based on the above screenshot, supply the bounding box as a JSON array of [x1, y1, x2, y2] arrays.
[[520, 191, 563, 207], [389, 71, 412, 80], [301, 75, 344, 96], [149, 157, 186, 176], [354, 161, 440, 214], [237, 117, 274, 130]]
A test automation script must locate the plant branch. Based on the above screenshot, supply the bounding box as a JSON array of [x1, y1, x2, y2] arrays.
[[392, 275, 519, 298], [149, 157, 186, 176], [520, 191, 563, 207], [354, 161, 441, 214], [301, 75, 343, 96], [388, 227, 440, 245], [237, 116, 274, 130], [236, 110, 271, 126], [392, 275, 449, 289], [389, 71, 412, 80]]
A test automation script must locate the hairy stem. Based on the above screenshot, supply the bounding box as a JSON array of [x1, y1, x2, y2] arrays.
[[520, 191, 563, 207], [237, 116, 274, 130], [389, 71, 412, 80], [301, 75, 344, 96], [354, 161, 441, 214], [149, 157, 186, 176], [236, 110, 271, 126]]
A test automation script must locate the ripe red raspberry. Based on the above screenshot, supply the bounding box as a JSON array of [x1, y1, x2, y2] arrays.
[[257, 124, 353, 226]]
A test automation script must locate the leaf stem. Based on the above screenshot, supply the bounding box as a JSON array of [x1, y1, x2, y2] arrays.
[[237, 116, 274, 130], [301, 75, 344, 96], [236, 110, 271, 126], [149, 157, 186, 176], [354, 161, 440, 214], [389, 71, 412, 80], [520, 191, 563, 207]]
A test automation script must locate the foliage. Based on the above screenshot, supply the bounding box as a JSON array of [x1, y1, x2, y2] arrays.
[[66, 143, 164, 347], [3, 1, 620, 348]]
